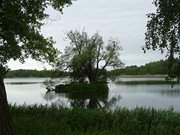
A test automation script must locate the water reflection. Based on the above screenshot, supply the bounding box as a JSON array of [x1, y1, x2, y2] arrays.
[[43, 83, 121, 109], [160, 89, 180, 97], [5, 78, 180, 111]]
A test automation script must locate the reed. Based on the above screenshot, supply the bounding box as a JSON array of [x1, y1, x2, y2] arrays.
[[10, 105, 180, 135]]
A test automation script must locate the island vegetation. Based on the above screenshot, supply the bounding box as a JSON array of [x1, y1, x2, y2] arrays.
[[56, 30, 123, 83]]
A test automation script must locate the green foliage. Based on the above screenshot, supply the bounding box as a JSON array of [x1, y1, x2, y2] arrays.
[[144, 0, 180, 78], [11, 106, 180, 135], [54, 83, 109, 108], [58, 30, 123, 83], [55, 83, 108, 93], [0, 65, 9, 79], [109, 60, 169, 76], [0, 0, 72, 77], [5, 69, 68, 78]]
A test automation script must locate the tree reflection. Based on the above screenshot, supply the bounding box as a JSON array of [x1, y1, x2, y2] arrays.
[[160, 89, 180, 97], [43, 83, 121, 109], [66, 86, 108, 109]]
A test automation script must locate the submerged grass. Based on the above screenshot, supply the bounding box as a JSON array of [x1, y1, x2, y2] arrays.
[[11, 105, 180, 135]]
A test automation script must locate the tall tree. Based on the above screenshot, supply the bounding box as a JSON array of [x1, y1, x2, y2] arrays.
[[0, 0, 71, 134], [144, 0, 180, 78], [57, 30, 123, 83]]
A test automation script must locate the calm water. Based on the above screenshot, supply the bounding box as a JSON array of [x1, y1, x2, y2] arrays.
[[5, 78, 180, 111]]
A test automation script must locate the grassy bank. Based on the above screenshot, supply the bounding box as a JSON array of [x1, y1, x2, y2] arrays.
[[11, 106, 180, 135]]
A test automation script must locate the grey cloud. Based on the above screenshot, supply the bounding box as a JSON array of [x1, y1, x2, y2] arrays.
[[9, 0, 164, 69]]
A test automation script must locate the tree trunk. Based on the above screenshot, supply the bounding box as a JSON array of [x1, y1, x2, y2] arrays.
[[88, 74, 97, 83], [88, 98, 98, 109], [0, 78, 15, 135]]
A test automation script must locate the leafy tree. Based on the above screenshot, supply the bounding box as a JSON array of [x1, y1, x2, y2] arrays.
[[57, 30, 123, 83], [0, 0, 71, 134], [144, 0, 180, 78]]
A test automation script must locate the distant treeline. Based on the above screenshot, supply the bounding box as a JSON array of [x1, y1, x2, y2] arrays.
[[6, 60, 171, 78], [109, 60, 169, 76], [6, 70, 68, 78]]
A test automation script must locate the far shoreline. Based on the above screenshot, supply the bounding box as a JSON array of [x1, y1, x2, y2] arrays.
[[5, 75, 168, 79], [4, 74, 168, 79]]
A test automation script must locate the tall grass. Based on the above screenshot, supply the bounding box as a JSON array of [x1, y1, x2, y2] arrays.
[[10, 105, 180, 135]]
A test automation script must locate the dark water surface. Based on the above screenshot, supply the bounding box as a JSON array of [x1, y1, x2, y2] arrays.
[[5, 77, 180, 111]]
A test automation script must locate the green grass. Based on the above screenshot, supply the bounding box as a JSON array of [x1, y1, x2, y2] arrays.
[[11, 105, 180, 135]]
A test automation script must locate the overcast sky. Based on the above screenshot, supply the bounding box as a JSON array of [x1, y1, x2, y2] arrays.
[[8, 0, 166, 70]]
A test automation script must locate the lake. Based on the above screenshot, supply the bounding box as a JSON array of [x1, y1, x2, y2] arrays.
[[5, 77, 180, 111]]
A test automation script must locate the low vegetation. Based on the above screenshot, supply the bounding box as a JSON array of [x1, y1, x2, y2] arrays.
[[11, 105, 180, 135], [6, 70, 68, 78]]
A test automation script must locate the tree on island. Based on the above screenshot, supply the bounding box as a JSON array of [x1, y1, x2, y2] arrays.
[[0, 0, 72, 135], [144, 0, 180, 79], [57, 30, 123, 83]]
